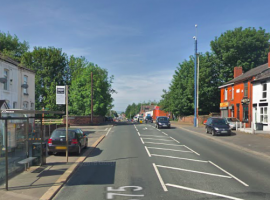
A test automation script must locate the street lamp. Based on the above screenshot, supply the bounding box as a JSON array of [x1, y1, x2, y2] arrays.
[[193, 25, 198, 127]]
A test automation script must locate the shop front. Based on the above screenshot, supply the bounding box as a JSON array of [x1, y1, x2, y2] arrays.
[[220, 102, 229, 118]]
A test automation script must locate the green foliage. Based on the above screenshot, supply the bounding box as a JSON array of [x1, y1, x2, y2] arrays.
[[0, 31, 29, 62], [125, 103, 142, 119]]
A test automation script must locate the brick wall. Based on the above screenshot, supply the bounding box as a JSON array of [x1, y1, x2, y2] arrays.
[[62, 116, 105, 126], [178, 115, 209, 124]]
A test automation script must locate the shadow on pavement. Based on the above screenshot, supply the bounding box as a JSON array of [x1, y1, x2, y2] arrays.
[[101, 156, 138, 162], [88, 148, 103, 158]]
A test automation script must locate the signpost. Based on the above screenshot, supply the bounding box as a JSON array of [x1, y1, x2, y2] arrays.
[[56, 86, 68, 162]]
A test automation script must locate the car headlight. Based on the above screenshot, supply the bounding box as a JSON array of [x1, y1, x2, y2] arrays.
[[159, 122, 162, 125], [214, 127, 219, 130]]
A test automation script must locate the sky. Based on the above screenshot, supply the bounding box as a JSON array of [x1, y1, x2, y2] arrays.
[[1, 0, 270, 112]]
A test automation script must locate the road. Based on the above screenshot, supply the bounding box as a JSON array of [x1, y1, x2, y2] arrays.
[[54, 122, 270, 200]]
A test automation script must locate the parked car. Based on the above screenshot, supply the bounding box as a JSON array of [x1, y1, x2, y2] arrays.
[[156, 116, 171, 129], [205, 117, 231, 136], [48, 128, 88, 155], [145, 116, 153, 123], [224, 117, 241, 130]]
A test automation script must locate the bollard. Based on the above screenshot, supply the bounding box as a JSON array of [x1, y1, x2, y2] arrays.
[[236, 122, 238, 131]]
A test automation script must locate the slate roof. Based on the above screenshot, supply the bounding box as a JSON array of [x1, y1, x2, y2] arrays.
[[252, 68, 270, 83]]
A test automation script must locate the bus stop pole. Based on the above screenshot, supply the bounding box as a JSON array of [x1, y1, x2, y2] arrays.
[[66, 85, 69, 163], [5, 120, 8, 190]]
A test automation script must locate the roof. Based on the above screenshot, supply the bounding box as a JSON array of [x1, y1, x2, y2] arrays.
[[0, 53, 35, 74], [252, 68, 270, 83], [220, 63, 269, 88]]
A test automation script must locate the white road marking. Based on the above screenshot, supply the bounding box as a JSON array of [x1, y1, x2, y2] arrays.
[[141, 138, 173, 141], [140, 138, 145, 144], [166, 184, 244, 200], [209, 161, 249, 187], [144, 142, 184, 146], [170, 137, 180, 143], [144, 146, 151, 157], [183, 145, 200, 156], [140, 135, 168, 137], [156, 165, 232, 178], [157, 129, 161, 131], [153, 163, 168, 191], [163, 132, 168, 136], [106, 128, 112, 136], [105, 128, 108, 131], [151, 154, 208, 163], [137, 132, 141, 136], [147, 147, 192, 153]]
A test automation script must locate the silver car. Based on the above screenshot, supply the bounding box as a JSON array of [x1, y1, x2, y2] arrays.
[[224, 117, 242, 130]]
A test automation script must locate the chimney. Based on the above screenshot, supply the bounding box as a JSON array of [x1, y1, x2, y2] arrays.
[[234, 66, 243, 78]]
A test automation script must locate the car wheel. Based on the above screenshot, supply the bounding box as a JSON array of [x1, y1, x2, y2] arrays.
[[211, 130, 215, 136]]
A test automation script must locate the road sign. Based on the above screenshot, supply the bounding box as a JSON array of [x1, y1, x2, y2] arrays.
[[56, 86, 66, 105]]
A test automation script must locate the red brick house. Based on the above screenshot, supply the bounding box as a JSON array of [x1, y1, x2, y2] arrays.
[[219, 62, 269, 128]]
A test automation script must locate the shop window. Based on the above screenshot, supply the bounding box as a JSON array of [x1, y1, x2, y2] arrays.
[[260, 107, 268, 123], [244, 82, 248, 97], [4, 69, 8, 90], [13, 102, 17, 109], [243, 105, 249, 122], [224, 88, 227, 101], [262, 83, 267, 99]]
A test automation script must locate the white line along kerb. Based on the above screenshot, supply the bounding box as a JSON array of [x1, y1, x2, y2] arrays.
[[166, 184, 244, 200], [144, 146, 151, 157], [106, 128, 112, 136], [153, 163, 168, 192], [209, 161, 249, 187]]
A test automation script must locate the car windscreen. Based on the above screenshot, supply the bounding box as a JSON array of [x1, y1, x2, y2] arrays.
[[158, 117, 168, 122], [227, 118, 240, 122], [146, 116, 152, 119], [212, 119, 226, 125], [51, 130, 75, 138]]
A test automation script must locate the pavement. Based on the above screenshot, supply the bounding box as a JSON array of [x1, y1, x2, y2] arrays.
[[0, 124, 113, 200], [170, 121, 270, 159]]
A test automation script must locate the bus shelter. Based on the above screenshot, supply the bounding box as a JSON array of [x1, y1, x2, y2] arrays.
[[0, 109, 65, 190]]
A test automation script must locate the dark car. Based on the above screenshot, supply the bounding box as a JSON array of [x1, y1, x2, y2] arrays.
[[145, 116, 153, 123], [205, 117, 231, 136], [48, 128, 88, 155], [156, 116, 170, 129]]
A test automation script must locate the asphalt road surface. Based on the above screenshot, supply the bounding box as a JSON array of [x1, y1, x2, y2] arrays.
[[54, 122, 270, 200]]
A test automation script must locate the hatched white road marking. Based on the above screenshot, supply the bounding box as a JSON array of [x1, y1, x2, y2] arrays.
[[140, 135, 168, 138], [163, 132, 168, 136], [141, 138, 174, 142], [147, 147, 192, 153], [170, 137, 180, 143], [166, 184, 244, 200], [144, 142, 183, 146], [137, 132, 141, 136], [183, 145, 200, 156], [156, 165, 232, 178], [140, 138, 145, 144], [106, 128, 112, 136], [151, 154, 208, 163], [209, 161, 249, 187], [153, 163, 168, 191], [144, 146, 151, 157]]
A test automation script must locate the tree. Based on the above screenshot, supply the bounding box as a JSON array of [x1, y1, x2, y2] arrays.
[[0, 31, 29, 62], [210, 27, 270, 82], [21, 47, 68, 111]]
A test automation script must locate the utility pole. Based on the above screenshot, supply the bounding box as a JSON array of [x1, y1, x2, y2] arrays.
[[65, 85, 69, 163], [197, 54, 199, 127], [193, 24, 198, 127], [91, 72, 93, 123]]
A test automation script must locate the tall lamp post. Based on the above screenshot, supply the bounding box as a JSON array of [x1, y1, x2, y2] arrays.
[[193, 25, 198, 127]]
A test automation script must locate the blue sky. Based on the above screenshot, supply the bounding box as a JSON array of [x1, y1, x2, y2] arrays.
[[1, 0, 270, 111]]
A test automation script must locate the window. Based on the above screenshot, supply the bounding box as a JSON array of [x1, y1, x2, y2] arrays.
[[23, 75, 28, 94], [232, 87, 234, 100], [243, 105, 249, 122], [5, 100, 10, 108], [13, 102, 17, 109], [260, 107, 268, 123], [262, 83, 267, 99], [237, 104, 240, 119], [23, 101, 28, 109], [31, 103, 34, 110], [4, 69, 8, 90], [244, 82, 248, 97], [224, 88, 227, 100]]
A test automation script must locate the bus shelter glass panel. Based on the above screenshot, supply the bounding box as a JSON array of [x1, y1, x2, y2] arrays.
[[0, 119, 6, 187]]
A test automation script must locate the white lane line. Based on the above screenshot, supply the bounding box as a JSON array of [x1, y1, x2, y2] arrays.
[[163, 132, 168, 136], [106, 128, 112, 136], [105, 128, 108, 131], [209, 161, 249, 187], [170, 137, 180, 143], [183, 145, 200, 156], [140, 138, 145, 144], [144, 142, 184, 146], [137, 132, 141, 136], [151, 154, 208, 163], [166, 184, 244, 200], [153, 163, 168, 192], [140, 135, 168, 137], [147, 147, 192, 153], [144, 146, 151, 157], [141, 138, 173, 141], [156, 165, 232, 178]]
